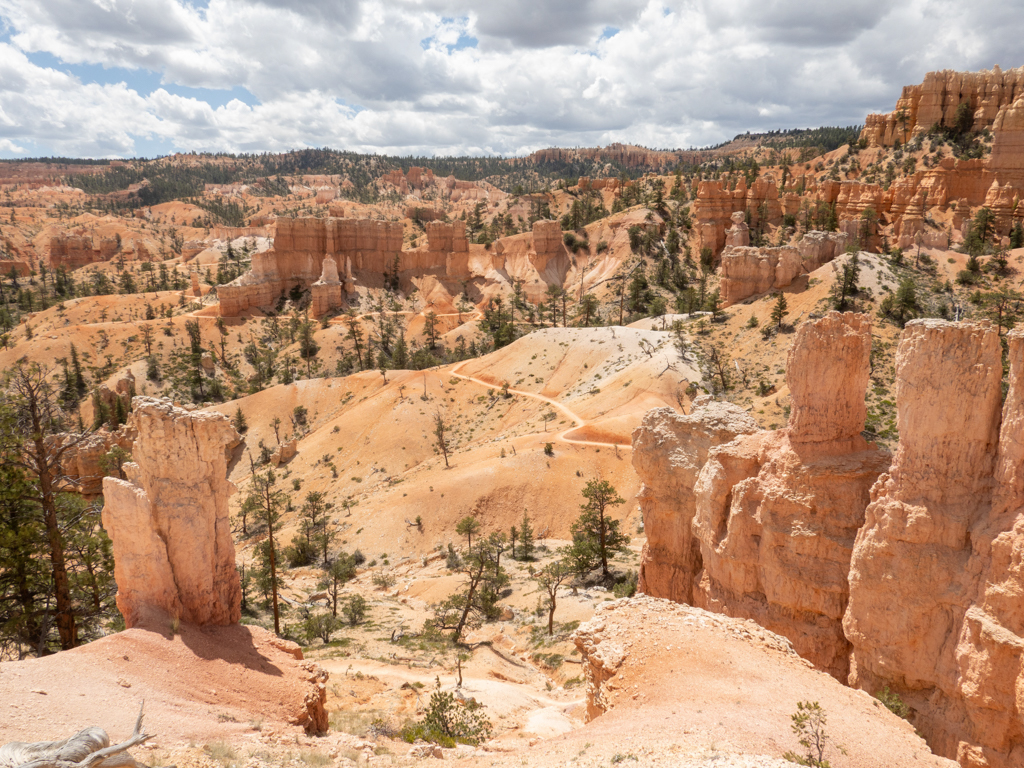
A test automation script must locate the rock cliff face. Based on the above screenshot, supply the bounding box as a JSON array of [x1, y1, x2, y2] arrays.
[[529, 220, 565, 272], [689, 313, 890, 679], [47, 234, 119, 269], [844, 320, 1024, 767], [309, 255, 344, 318], [57, 424, 136, 496], [636, 315, 1024, 765], [101, 397, 242, 628], [635, 314, 888, 679], [861, 67, 1024, 149]]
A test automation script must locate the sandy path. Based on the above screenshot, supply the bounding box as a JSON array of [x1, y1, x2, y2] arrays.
[[449, 360, 632, 449]]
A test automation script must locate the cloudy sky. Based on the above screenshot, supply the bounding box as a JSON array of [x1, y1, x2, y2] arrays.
[[0, 0, 1020, 159]]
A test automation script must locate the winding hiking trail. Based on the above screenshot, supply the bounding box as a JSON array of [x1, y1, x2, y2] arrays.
[[449, 360, 632, 450]]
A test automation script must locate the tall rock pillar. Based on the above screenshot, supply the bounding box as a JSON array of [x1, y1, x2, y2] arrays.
[[101, 397, 242, 628]]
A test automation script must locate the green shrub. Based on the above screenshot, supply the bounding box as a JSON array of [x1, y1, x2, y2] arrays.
[[783, 701, 831, 767], [342, 594, 367, 626], [400, 686, 493, 747], [371, 570, 396, 590], [612, 571, 638, 598], [875, 686, 910, 719]]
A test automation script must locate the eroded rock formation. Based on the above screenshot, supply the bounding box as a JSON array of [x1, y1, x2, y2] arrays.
[[633, 397, 759, 603], [636, 315, 1024, 765], [47, 233, 120, 270], [309, 255, 344, 317], [844, 321, 1024, 767], [861, 67, 1024, 150], [719, 231, 848, 306], [58, 424, 136, 496], [101, 397, 242, 628], [218, 216, 471, 315], [689, 313, 890, 679]]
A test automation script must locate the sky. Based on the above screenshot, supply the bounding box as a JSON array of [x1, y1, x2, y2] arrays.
[[0, 0, 1021, 160]]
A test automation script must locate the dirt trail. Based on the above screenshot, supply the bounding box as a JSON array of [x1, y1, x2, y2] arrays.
[[449, 360, 632, 450]]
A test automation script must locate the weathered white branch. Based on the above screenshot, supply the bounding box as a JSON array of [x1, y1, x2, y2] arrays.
[[0, 703, 168, 768]]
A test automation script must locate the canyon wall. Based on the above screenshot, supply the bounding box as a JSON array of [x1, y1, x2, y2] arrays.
[[101, 397, 242, 628], [844, 321, 1024, 768], [694, 68, 1024, 259], [689, 313, 890, 679], [633, 397, 760, 604], [220, 215, 570, 315], [634, 315, 1024, 766]]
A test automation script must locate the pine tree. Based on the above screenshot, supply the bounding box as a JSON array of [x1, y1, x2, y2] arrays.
[[569, 480, 629, 579], [69, 344, 87, 399], [771, 292, 789, 329], [242, 470, 287, 634], [392, 331, 408, 369], [232, 406, 248, 434], [517, 511, 534, 561]]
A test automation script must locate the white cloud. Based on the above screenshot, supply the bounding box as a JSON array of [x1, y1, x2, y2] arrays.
[[0, 0, 1021, 158]]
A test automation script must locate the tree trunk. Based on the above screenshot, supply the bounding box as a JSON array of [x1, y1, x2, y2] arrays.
[[32, 432, 75, 650], [453, 559, 484, 642], [599, 509, 609, 578], [269, 531, 280, 635]]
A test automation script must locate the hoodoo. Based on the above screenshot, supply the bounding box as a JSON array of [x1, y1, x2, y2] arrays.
[[101, 397, 242, 628]]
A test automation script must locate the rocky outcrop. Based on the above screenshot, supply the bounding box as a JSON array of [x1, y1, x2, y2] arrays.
[[530, 220, 565, 272], [637, 314, 1024, 765], [724, 211, 749, 247], [632, 398, 759, 603], [719, 245, 800, 305], [58, 425, 136, 496], [692, 176, 787, 257], [47, 234, 109, 269], [570, 596, 954, 766], [861, 67, 1024, 149], [219, 216, 473, 316], [309, 255, 344, 317], [101, 397, 242, 628], [270, 438, 297, 467], [690, 313, 890, 680], [634, 314, 890, 679], [719, 231, 848, 306], [843, 320, 1024, 767]]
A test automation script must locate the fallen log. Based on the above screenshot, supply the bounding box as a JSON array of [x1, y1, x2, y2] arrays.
[[0, 703, 167, 768]]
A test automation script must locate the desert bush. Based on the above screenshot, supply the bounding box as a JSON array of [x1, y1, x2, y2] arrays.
[[371, 570, 396, 590], [400, 684, 493, 747], [342, 594, 367, 626], [612, 570, 638, 598], [304, 611, 339, 644], [875, 686, 910, 719], [783, 701, 832, 767]]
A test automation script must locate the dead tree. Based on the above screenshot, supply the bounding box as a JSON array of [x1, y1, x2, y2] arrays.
[[0, 703, 165, 768]]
